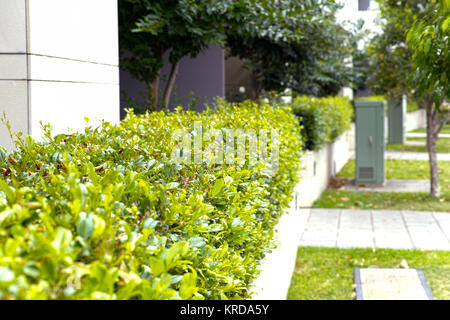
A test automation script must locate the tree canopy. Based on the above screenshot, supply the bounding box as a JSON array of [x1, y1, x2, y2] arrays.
[[367, 0, 427, 98], [227, 0, 358, 97], [119, 0, 360, 108], [369, 0, 449, 198], [407, 0, 450, 104], [119, 0, 229, 110]]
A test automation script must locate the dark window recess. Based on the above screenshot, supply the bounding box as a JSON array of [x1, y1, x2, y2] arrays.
[[358, 0, 371, 11]]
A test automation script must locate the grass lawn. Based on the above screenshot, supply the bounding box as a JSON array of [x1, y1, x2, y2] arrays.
[[387, 137, 450, 153], [313, 160, 450, 212], [287, 247, 450, 300], [410, 124, 450, 134]]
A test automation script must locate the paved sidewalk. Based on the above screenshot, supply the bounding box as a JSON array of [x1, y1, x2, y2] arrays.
[[407, 132, 450, 139], [344, 179, 430, 193], [405, 140, 426, 146], [385, 151, 450, 161], [299, 209, 450, 251]]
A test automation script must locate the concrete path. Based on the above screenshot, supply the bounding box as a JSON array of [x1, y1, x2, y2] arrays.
[[385, 151, 450, 161], [344, 179, 430, 193], [299, 209, 450, 251], [407, 133, 450, 139], [405, 140, 426, 146]]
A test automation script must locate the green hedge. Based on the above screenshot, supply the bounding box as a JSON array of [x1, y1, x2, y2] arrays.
[[291, 96, 353, 151], [0, 100, 302, 300]]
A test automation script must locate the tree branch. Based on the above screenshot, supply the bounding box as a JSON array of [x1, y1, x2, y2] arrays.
[[163, 60, 181, 111]]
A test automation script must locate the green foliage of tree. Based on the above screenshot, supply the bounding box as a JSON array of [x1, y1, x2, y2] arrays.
[[119, 0, 361, 108], [119, 0, 229, 110], [120, 0, 308, 110], [350, 21, 374, 93], [406, 0, 450, 198], [407, 0, 450, 102], [368, 0, 425, 97], [370, 0, 449, 198], [227, 0, 357, 97]]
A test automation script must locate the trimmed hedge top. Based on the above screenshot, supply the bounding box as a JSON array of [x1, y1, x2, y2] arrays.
[[291, 96, 353, 151], [0, 100, 302, 300]]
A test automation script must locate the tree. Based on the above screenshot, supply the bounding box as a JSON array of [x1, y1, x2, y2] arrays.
[[368, 0, 425, 98], [119, 0, 227, 111], [119, 0, 308, 110], [349, 20, 374, 93], [226, 1, 357, 97], [120, 0, 360, 109], [370, 0, 449, 198], [406, 0, 450, 198]]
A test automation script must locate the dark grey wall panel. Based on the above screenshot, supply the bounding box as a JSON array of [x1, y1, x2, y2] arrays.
[[120, 44, 225, 117], [358, 0, 371, 11]]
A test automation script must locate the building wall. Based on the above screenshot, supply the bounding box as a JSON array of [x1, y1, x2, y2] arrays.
[[120, 44, 225, 116], [0, 0, 120, 151]]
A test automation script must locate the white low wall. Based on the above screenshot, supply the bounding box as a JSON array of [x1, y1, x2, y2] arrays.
[[296, 128, 354, 208], [406, 109, 426, 132], [251, 126, 354, 299]]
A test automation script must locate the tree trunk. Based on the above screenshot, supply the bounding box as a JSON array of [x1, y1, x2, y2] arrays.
[[163, 60, 180, 111], [425, 99, 440, 198], [148, 77, 160, 111], [147, 48, 165, 111]]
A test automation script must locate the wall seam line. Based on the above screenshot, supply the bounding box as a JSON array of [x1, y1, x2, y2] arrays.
[[0, 52, 118, 67], [25, 0, 31, 136], [0, 79, 119, 85]]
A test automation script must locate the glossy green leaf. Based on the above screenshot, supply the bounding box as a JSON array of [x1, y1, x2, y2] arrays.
[[180, 272, 198, 300], [0, 267, 14, 283], [77, 212, 94, 241], [52, 227, 73, 252], [149, 257, 165, 277]]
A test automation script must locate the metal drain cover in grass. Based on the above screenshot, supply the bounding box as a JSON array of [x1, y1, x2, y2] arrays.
[[354, 268, 434, 300]]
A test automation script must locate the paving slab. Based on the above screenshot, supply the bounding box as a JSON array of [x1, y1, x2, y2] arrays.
[[432, 212, 450, 241], [350, 151, 450, 161], [385, 151, 450, 161], [344, 179, 430, 193], [338, 232, 374, 248], [386, 140, 426, 146], [405, 140, 426, 146], [354, 268, 434, 300], [299, 209, 450, 250], [298, 239, 337, 248], [372, 211, 408, 231], [407, 132, 450, 139]]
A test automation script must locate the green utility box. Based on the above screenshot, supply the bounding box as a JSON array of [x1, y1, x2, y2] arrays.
[[355, 100, 385, 185], [388, 94, 406, 145]]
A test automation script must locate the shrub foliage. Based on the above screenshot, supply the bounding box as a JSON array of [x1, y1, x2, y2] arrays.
[[291, 96, 353, 151], [0, 100, 302, 300]]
